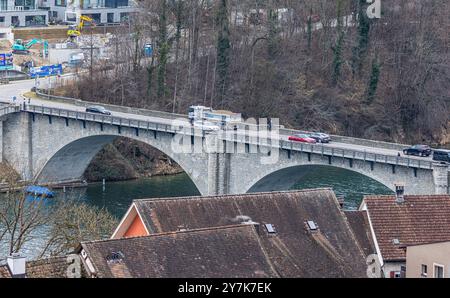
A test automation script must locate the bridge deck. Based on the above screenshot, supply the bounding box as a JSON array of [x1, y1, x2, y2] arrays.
[[22, 104, 435, 171]]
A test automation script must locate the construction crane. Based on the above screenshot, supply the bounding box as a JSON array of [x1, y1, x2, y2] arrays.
[[12, 39, 49, 57], [67, 15, 94, 38]]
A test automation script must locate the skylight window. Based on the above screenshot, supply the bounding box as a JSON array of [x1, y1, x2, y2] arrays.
[[106, 251, 125, 263], [307, 221, 318, 231], [264, 224, 276, 234]]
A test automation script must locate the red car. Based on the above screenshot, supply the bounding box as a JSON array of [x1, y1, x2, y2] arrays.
[[288, 134, 317, 144]]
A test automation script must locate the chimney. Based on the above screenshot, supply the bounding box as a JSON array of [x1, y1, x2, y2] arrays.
[[395, 183, 405, 204], [7, 254, 26, 278]]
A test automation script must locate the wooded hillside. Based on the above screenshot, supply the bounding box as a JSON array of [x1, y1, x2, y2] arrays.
[[63, 0, 450, 146]]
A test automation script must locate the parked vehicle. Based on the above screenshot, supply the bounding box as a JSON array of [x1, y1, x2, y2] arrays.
[[403, 145, 432, 157], [433, 150, 450, 163], [288, 134, 317, 144], [308, 132, 331, 143], [188, 105, 241, 126], [193, 120, 220, 132], [85, 106, 112, 115]]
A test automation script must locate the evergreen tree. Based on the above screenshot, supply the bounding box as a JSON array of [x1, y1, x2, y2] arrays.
[[215, 0, 231, 107], [332, 31, 345, 86], [267, 9, 279, 60], [306, 7, 313, 51], [366, 56, 380, 103], [351, 0, 371, 77], [157, 0, 169, 99]]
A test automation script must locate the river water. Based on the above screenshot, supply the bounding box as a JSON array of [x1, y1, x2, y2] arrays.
[[1, 166, 392, 259]]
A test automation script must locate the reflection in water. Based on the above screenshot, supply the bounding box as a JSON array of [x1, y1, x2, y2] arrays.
[[1, 168, 392, 259], [289, 166, 393, 210]]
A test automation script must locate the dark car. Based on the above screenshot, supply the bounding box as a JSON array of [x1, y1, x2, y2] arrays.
[[85, 106, 111, 115], [433, 150, 450, 163], [403, 145, 432, 157], [308, 132, 331, 143]]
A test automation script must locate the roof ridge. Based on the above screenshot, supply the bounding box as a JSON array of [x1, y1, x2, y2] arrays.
[[133, 188, 334, 203], [365, 195, 450, 199], [81, 224, 255, 245]]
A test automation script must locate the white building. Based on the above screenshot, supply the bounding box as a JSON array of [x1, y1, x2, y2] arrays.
[[0, 0, 136, 28], [49, 0, 136, 25], [0, 0, 49, 27]]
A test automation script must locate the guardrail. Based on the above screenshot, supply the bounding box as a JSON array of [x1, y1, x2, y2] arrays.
[[0, 105, 20, 117], [35, 88, 187, 121], [220, 131, 434, 170], [280, 128, 410, 152], [25, 104, 184, 135], [24, 104, 433, 170], [35, 89, 413, 153]]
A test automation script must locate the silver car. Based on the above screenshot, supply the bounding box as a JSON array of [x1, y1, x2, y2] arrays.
[[85, 105, 111, 115]]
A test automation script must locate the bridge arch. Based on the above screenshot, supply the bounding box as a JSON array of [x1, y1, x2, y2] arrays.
[[34, 132, 206, 195], [243, 163, 395, 194]]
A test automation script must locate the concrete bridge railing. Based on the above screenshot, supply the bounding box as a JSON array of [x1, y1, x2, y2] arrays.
[[35, 89, 186, 121], [35, 89, 414, 153], [0, 105, 20, 118], [280, 128, 410, 152], [26, 104, 434, 171]]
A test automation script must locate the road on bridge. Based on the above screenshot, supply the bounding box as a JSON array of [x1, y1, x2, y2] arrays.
[[0, 77, 435, 164]]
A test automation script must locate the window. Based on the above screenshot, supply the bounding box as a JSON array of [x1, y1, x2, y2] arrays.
[[105, 0, 128, 8], [55, 0, 66, 7], [107, 12, 114, 23], [421, 264, 428, 277], [25, 15, 45, 26], [264, 224, 276, 234], [0, 0, 7, 11], [434, 265, 444, 278]]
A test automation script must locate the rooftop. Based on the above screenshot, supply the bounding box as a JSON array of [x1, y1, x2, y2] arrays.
[[0, 256, 72, 278], [120, 189, 367, 277], [362, 195, 450, 261], [80, 225, 279, 278]]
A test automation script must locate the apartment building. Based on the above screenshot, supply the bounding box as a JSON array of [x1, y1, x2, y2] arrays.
[[0, 0, 48, 27], [49, 0, 136, 25], [0, 0, 136, 27]]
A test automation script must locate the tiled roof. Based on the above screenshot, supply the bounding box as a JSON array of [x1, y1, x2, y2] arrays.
[[127, 189, 367, 278], [363, 195, 450, 261], [80, 225, 279, 278], [344, 211, 376, 257], [0, 256, 71, 278]]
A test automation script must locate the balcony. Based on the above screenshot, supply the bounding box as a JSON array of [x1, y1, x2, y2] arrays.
[[0, 6, 42, 12]]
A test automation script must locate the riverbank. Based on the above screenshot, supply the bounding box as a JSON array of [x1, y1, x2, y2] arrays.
[[84, 138, 184, 182]]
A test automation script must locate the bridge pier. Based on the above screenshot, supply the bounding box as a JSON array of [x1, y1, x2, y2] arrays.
[[206, 138, 231, 195], [2, 113, 33, 180], [433, 163, 450, 195]]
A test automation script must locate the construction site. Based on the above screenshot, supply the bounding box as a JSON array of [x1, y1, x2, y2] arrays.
[[0, 21, 129, 81]]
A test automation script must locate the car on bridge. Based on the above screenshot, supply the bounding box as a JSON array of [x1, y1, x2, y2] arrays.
[[308, 132, 331, 143], [403, 145, 432, 157], [85, 105, 112, 115], [433, 150, 450, 163], [288, 134, 317, 144]]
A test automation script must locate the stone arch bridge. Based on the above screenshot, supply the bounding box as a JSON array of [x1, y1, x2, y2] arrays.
[[0, 104, 448, 196]]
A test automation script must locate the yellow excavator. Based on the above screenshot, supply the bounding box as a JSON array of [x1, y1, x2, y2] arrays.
[[67, 15, 93, 38]]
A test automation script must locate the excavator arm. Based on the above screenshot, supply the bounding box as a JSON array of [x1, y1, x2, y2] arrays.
[[68, 15, 93, 37]]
